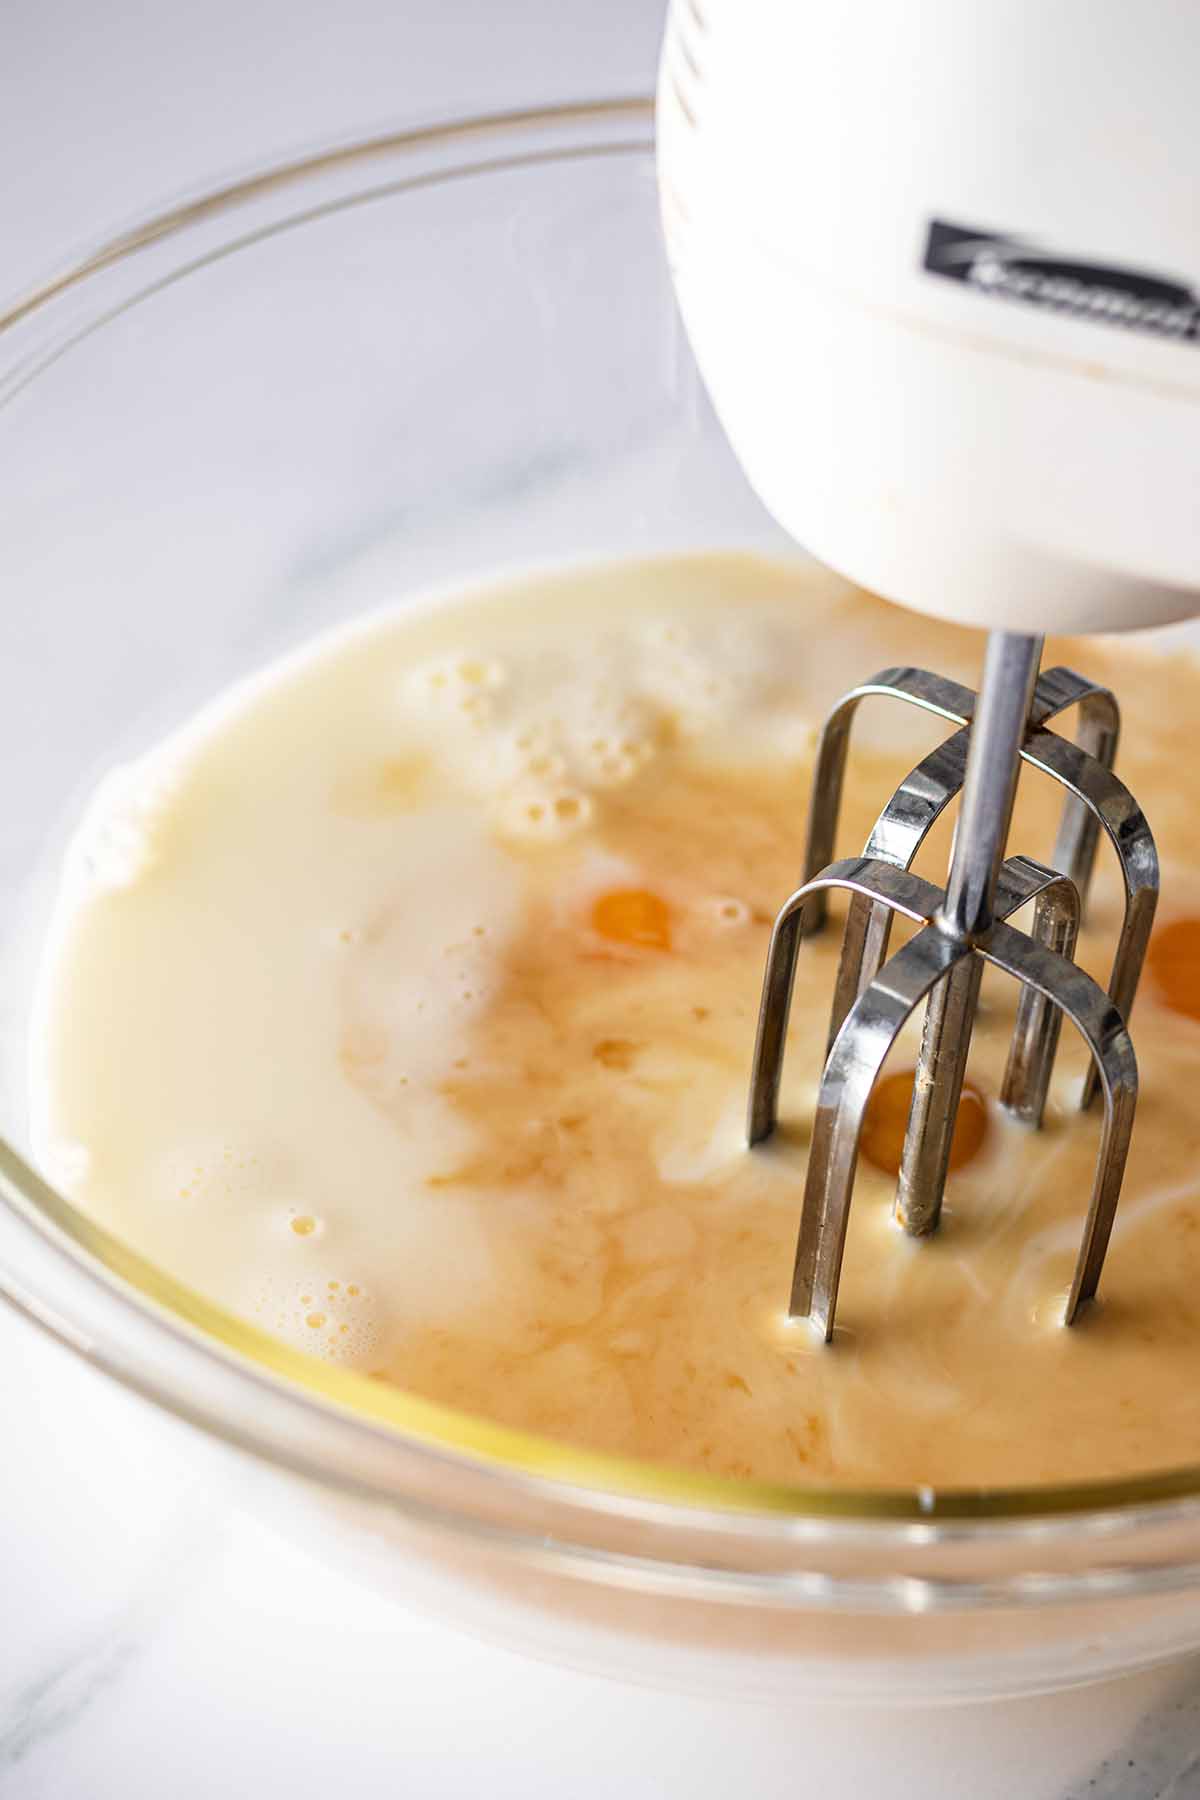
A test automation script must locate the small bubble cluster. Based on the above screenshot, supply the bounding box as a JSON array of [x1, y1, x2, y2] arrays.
[[556, 691, 659, 790], [253, 1272, 383, 1367], [403, 655, 508, 731], [496, 784, 594, 843], [164, 1142, 275, 1216], [72, 758, 183, 892], [432, 929, 502, 1016], [393, 607, 807, 852]]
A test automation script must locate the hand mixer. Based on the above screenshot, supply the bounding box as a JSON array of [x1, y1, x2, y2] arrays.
[[657, 0, 1200, 1336]]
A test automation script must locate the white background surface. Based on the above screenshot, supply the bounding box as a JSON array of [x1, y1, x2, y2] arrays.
[[3, 3, 1200, 1794]]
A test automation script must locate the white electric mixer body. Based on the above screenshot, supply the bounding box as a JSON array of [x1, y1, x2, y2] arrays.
[[659, 0, 1200, 635], [657, 0, 1200, 1334]]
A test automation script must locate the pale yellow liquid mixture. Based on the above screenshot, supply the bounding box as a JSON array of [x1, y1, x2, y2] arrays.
[[35, 554, 1200, 1489]]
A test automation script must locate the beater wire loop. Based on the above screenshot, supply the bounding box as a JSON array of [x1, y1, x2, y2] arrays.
[[749, 647, 1156, 1340]]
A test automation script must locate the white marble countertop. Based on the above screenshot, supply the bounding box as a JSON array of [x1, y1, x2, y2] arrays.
[[4, 4, 1200, 1793]]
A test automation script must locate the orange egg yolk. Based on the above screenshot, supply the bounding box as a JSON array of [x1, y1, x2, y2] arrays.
[[1147, 916, 1200, 1023], [591, 888, 672, 951], [860, 1068, 989, 1178]]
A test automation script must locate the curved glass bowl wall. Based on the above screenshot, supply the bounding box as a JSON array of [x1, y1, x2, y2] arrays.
[[4, 102, 1200, 1702]]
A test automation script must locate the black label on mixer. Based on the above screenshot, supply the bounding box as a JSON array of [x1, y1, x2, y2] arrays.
[[922, 219, 1200, 344]]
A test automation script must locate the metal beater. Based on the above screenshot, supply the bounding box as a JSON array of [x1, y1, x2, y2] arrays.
[[655, 0, 1197, 1336], [746, 632, 1158, 1339]]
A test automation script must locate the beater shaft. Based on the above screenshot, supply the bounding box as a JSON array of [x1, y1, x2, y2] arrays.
[[940, 633, 1043, 940], [897, 632, 1042, 1234]]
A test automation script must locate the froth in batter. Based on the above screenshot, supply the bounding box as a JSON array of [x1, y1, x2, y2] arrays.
[[33, 554, 1200, 1489]]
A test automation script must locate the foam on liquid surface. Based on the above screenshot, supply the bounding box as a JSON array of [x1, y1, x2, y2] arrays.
[[33, 553, 1200, 1487]]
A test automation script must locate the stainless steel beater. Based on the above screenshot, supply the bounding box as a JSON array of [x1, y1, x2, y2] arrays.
[[658, 0, 1198, 1343], [748, 632, 1159, 1340]]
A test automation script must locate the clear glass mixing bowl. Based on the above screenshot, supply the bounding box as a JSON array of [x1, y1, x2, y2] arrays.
[[4, 100, 1200, 1705]]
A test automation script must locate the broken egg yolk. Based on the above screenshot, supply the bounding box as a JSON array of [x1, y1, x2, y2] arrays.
[[860, 1068, 989, 1178], [591, 888, 672, 951], [1147, 916, 1200, 1024]]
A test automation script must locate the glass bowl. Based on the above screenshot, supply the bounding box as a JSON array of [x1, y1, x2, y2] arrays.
[[3, 100, 1200, 1711]]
